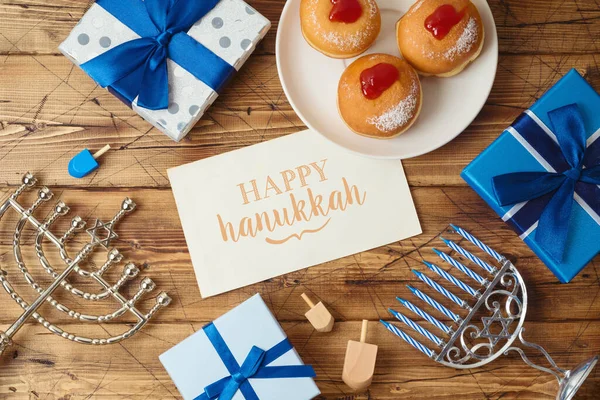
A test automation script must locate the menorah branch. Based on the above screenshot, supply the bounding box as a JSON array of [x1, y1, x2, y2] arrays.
[[1, 250, 84, 350], [0, 173, 170, 360]]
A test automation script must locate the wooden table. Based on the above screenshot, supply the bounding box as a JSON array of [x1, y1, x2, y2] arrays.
[[0, 0, 599, 398]]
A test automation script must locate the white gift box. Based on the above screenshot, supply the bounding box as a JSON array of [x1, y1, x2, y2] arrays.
[[59, 0, 270, 141], [159, 294, 320, 400]]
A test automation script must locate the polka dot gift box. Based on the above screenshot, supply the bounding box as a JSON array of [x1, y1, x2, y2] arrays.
[[59, 0, 271, 141]]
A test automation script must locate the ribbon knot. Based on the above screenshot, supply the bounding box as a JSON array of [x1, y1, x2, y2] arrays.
[[563, 166, 582, 181], [80, 0, 236, 110], [195, 323, 316, 400], [155, 30, 173, 47], [231, 371, 245, 384], [492, 103, 600, 262]]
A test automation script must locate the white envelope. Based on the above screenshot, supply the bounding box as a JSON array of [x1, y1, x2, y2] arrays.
[[168, 130, 421, 297], [159, 294, 320, 400]]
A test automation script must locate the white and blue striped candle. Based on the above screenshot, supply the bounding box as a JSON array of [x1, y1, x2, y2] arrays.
[[380, 320, 435, 358], [412, 269, 469, 309], [407, 285, 462, 323], [433, 248, 486, 286], [441, 237, 497, 274], [450, 224, 503, 262], [396, 297, 452, 335], [423, 261, 478, 298], [389, 309, 444, 347]]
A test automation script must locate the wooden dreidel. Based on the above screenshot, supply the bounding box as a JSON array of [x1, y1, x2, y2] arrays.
[[342, 320, 378, 391], [301, 293, 334, 332]]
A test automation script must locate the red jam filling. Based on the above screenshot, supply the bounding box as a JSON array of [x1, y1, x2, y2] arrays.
[[360, 63, 399, 100], [424, 4, 466, 40], [329, 0, 363, 23]]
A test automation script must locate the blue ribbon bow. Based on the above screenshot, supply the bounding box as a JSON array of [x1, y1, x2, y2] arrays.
[[81, 0, 236, 110], [195, 322, 316, 400], [492, 104, 600, 261]]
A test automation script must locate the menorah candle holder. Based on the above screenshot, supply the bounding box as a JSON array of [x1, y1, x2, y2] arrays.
[[381, 224, 598, 400], [0, 173, 171, 357]]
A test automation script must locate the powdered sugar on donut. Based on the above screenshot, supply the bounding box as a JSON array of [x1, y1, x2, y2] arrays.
[[321, 29, 371, 51], [444, 17, 478, 60], [309, 0, 379, 52], [367, 82, 419, 133]]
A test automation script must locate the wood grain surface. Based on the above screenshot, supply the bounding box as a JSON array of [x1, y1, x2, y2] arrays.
[[0, 0, 599, 399]]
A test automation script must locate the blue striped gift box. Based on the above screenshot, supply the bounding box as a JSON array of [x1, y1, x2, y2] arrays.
[[461, 69, 600, 283]]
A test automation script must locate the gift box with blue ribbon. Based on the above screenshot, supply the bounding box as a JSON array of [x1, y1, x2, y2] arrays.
[[462, 69, 600, 283], [59, 0, 270, 141], [160, 294, 320, 400]]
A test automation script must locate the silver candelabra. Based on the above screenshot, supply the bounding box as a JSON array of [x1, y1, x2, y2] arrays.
[[381, 224, 598, 400], [0, 173, 171, 357]]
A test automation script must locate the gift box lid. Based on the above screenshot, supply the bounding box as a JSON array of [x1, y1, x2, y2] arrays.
[[159, 294, 320, 400], [461, 69, 600, 283]]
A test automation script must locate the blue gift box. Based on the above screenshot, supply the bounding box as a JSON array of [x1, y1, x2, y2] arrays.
[[462, 69, 600, 283], [160, 294, 319, 400]]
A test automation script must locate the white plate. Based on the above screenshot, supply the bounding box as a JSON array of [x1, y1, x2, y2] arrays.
[[276, 0, 498, 159]]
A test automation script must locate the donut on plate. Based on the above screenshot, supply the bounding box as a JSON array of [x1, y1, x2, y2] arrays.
[[300, 0, 381, 58], [397, 0, 484, 77], [338, 53, 422, 139]]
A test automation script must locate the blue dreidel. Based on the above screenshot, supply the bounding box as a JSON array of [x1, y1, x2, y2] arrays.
[[68, 145, 111, 178]]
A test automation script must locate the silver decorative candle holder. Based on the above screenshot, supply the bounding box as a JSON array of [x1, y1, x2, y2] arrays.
[[0, 173, 171, 357], [381, 224, 597, 400]]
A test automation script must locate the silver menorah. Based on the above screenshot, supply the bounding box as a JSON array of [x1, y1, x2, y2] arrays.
[[381, 224, 598, 400], [0, 172, 171, 357]]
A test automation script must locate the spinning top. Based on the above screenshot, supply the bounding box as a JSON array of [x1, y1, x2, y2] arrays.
[[68, 144, 111, 178], [342, 320, 378, 391], [301, 293, 334, 332]]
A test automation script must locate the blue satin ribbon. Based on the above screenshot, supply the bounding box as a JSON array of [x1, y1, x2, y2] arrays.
[[492, 104, 600, 261], [194, 322, 316, 400], [81, 0, 236, 110]]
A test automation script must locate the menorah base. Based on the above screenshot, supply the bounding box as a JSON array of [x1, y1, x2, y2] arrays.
[[557, 355, 598, 400], [0, 332, 12, 356]]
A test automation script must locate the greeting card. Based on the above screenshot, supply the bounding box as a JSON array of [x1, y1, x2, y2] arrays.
[[168, 130, 421, 297]]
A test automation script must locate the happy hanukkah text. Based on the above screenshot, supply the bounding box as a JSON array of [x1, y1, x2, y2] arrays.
[[217, 159, 367, 243]]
